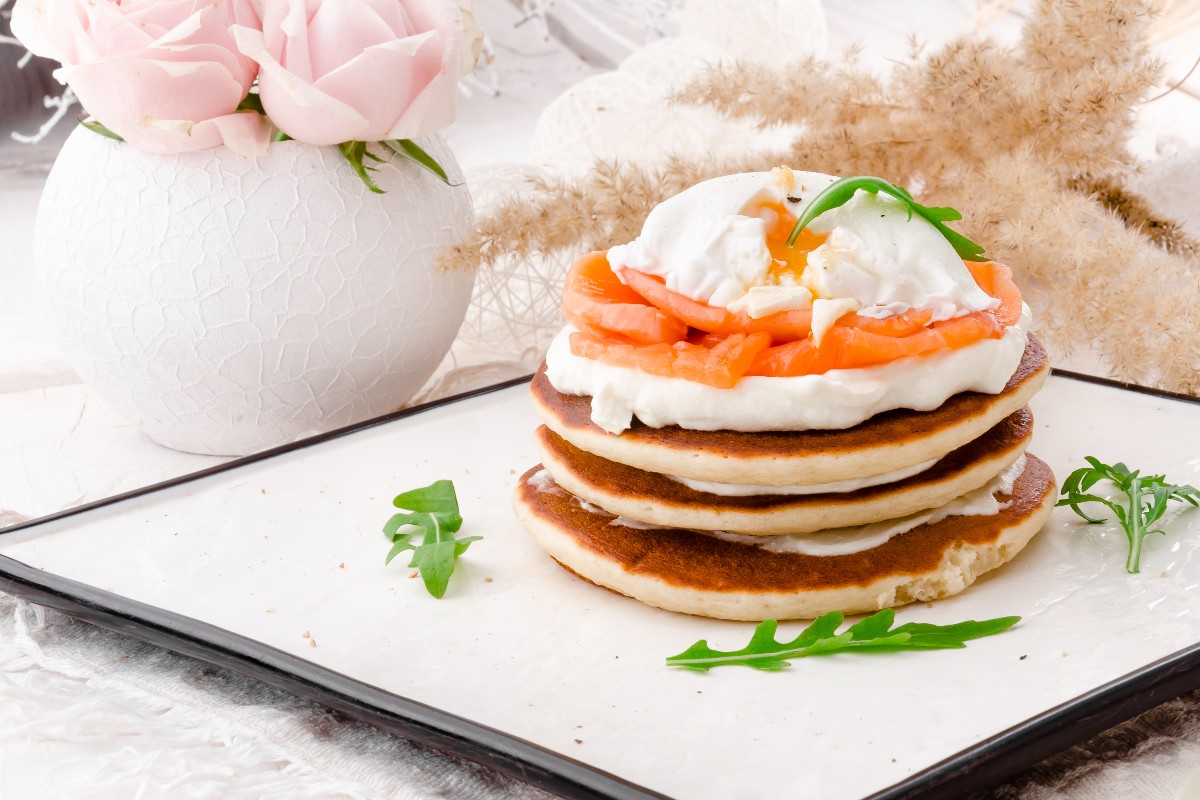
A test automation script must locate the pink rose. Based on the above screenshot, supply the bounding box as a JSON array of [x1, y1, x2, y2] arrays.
[[233, 0, 479, 146], [11, 0, 271, 156]]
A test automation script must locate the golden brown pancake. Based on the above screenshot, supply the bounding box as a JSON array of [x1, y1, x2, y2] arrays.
[[532, 335, 1048, 486], [512, 455, 1056, 621], [534, 406, 1033, 534]]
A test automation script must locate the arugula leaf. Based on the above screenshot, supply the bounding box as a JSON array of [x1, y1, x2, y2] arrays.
[[786, 175, 987, 262], [392, 480, 461, 515], [383, 479, 481, 598], [666, 609, 1020, 671], [1057, 456, 1199, 573]]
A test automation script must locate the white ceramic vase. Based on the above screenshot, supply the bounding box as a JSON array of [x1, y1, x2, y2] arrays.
[[36, 127, 476, 456]]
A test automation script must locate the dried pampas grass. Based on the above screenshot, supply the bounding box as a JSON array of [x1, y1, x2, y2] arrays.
[[448, 0, 1200, 395]]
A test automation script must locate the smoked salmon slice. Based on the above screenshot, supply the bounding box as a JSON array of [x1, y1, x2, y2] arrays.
[[967, 262, 1022, 326], [620, 267, 813, 341], [570, 331, 772, 389], [561, 251, 687, 345], [748, 312, 1004, 377], [561, 249, 1024, 385]]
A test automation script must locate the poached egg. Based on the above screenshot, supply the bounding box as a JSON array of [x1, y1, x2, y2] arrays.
[[605, 168, 998, 342]]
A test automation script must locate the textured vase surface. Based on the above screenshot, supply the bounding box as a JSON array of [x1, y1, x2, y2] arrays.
[[36, 127, 475, 456]]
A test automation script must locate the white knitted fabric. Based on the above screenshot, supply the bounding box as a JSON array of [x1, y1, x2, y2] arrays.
[[0, 591, 553, 800]]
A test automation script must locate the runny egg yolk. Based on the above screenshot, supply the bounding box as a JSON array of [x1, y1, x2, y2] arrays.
[[750, 201, 827, 289]]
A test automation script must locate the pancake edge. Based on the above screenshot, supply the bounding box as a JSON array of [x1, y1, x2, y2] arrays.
[[535, 410, 1033, 534], [512, 455, 1056, 621], [532, 336, 1049, 486]]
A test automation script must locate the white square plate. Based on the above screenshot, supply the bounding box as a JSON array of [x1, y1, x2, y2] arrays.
[[1, 373, 1198, 799]]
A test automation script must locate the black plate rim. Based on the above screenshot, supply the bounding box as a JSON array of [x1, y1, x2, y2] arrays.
[[2, 368, 1198, 800]]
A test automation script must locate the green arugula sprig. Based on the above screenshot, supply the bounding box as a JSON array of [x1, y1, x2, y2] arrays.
[[666, 609, 1020, 671], [786, 175, 987, 262], [383, 480, 481, 598], [1057, 457, 1198, 574]]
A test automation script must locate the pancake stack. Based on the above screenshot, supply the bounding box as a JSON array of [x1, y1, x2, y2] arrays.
[[512, 336, 1056, 621]]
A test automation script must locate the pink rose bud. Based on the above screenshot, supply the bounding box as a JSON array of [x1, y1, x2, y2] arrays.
[[11, 0, 271, 156], [233, 0, 478, 146]]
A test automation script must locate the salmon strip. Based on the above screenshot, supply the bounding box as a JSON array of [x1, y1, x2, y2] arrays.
[[964, 260, 996, 295], [561, 252, 687, 345], [749, 311, 1004, 377], [987, 264, 1022, 326], [570, 331, 772, 389], [852, 307, 934, 336], [569, 317, 644, 346], [747, 338, 824, 377], [621, 267, 813, 341], [564, 245, 1024, 384], [622, 269, 937, 342]]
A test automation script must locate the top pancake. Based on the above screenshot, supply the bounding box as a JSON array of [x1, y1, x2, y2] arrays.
[[532, 335, 1048, 486]]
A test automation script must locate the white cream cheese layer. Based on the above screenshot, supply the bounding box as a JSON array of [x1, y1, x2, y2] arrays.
[[705, 455, 1026, 556], [667, 457, 940, 497], [545, 306, 1030, 434]]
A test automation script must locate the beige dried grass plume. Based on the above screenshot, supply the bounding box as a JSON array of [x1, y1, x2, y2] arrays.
[[449, 0, 1200, 395]]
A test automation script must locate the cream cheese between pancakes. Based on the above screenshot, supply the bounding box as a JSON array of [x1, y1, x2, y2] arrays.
[[581, 454, 1027, 557], [545, 305, 1030, 434], [704, 454, 1026, 556], [666, 457, 940, 497]]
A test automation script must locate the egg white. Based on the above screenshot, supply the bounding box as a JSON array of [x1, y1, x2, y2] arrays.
[[606, 169, 997, 321]]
